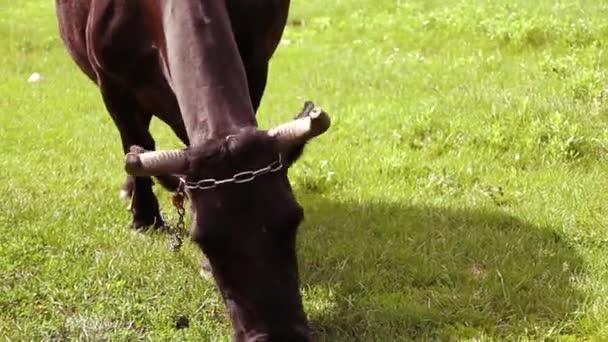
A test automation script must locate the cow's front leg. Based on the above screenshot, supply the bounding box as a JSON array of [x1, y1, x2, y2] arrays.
[[119, 173, 163, 230], [98, 78, 164, 230], [125, 174, 164, 230]]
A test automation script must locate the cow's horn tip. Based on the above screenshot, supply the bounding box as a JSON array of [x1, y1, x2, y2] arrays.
[[312, 110, 331, 132], [124, 153, 142, 175]]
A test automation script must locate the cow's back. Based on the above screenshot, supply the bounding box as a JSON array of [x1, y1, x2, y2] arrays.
[[56, 0, 290, 129], [56, 0, 161, 85]]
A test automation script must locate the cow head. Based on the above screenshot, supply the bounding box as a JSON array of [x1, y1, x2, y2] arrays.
[[124, 102, 330, 341]]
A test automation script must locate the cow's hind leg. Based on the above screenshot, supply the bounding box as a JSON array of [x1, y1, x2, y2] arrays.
[[98, 78, 164, 230]]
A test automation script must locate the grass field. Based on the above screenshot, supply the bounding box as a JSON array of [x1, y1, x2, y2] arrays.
[[2, 0, 608, 340]]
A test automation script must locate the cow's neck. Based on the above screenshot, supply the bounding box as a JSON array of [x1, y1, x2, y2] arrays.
[[161, 0, 256, 145]]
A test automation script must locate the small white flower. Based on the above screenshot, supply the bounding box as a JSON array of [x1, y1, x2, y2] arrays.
[[28, 72, 44, 83]]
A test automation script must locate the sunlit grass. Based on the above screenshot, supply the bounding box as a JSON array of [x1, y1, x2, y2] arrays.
[[2, 0, 608, 340]]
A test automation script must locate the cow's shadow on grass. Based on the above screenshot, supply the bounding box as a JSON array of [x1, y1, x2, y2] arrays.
[[297, 196, 585, 341]]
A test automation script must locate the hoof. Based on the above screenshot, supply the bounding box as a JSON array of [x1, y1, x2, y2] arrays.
[[199, 258, 213, 280], [119, 189, 131, 201], [131, 215, 165, 232], [121, 190, 134, 211], [119, 176, 135, 207]]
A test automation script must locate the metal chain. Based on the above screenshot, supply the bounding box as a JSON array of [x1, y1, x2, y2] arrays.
[[169, 202, 186, 252], [168, 184, 187, 252], [166, 155, 282, 252], [182, 155, 283, 190]]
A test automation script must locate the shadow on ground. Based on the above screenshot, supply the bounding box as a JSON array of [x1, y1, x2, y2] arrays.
[[298, 196, 584, 341]]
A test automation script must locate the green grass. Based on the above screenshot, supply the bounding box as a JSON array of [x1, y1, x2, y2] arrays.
[[2, 0, 608, 340]]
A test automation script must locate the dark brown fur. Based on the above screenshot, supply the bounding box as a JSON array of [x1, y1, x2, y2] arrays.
[[55, 1, 316, 340]]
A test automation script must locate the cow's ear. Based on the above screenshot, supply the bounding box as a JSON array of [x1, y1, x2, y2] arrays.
[[296, 101, 316, 120]]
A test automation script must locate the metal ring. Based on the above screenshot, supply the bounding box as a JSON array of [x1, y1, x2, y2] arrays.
[[189, 179, 217, 189], [233, 171, 256, 183]]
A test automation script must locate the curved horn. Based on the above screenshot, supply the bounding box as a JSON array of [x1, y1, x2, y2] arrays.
[[124, 148, 188, 176], [268, 107, 331, 151]]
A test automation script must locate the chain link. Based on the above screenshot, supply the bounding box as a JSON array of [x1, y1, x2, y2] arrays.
[[168, 183, 187, 252], [182, 155, 283, 190], [169, 204, 186, 252]]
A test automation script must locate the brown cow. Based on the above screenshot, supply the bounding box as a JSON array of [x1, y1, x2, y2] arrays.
[[55, 0, 331, 340]]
